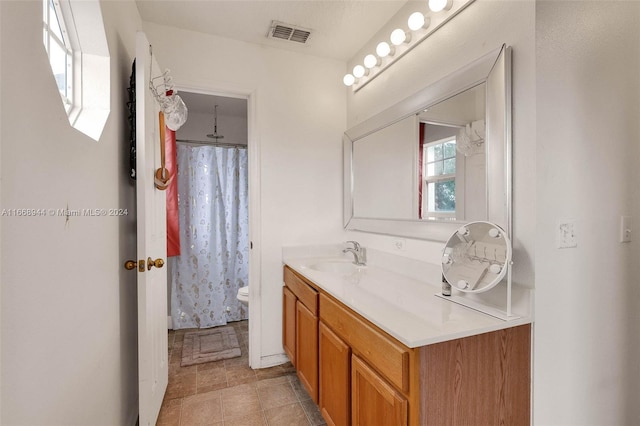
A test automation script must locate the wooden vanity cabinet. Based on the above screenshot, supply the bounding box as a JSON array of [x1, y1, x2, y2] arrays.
[[283, 266, 531, 426], [283, 266, 319, 402], [296, 299, 318, 402], [319, 292, 411, 426], [352, 354, 408, 426], [282, 286, 297, 366], [419, 325, 531, 425], [319, 322, 351, 426]]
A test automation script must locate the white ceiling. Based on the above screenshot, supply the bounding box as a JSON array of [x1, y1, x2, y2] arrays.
[[135, 0, 411, 62]]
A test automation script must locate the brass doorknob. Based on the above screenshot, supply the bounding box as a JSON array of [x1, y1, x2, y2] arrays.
[[124, 259, 145, 272], [147, 257, 165, 270]]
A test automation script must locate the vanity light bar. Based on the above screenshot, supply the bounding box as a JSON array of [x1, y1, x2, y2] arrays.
[[343, 0, 476, 91]]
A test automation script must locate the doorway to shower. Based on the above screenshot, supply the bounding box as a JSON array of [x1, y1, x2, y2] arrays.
[[167, 91, 250, 336]]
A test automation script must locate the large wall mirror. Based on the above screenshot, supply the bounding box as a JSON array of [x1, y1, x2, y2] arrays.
[[344, 44, 511, 241]]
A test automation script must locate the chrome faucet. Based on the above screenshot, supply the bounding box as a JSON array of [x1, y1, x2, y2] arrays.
[[343, 241, 366, 266]]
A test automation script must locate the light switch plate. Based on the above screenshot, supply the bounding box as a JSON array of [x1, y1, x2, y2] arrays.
[[620, 216, 632, 243], [393, 238, 406, 251], [557, 220, 577, 249]]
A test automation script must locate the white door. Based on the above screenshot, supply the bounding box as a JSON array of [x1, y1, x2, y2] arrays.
[[135, 31, 168, 425]]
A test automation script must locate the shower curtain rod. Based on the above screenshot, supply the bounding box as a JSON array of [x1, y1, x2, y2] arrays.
[[176, 139, 247, 149]]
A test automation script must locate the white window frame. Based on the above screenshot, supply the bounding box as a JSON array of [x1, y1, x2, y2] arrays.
[[43, 0, 74, 112], [423, 136, 457, 219], [42, 0, 110, 141]]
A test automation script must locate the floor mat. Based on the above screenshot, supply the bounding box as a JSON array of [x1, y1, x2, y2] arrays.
[[181, 326, 241, 366]]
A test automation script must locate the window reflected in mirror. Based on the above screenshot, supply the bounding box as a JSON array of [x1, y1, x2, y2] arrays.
[[422, 133, 457, 218], [419, 82, 486, 221], [350, 81, 487, 223]]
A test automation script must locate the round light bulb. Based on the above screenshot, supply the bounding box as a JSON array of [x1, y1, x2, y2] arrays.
[[408, 12, 426, 31], [376, 41, 393, 58], [343, 73, 355, 87], [364, 54, 379, 69], [390, 28, 408, 46], [457, 226, 470, 237], [429, 0, 452, 12], [353, 65, 366, 78], [489, 264, 502, 274]]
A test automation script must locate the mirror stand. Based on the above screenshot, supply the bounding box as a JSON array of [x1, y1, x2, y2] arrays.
[[437, 221, 519, 321], [435, 261, 519, 321]]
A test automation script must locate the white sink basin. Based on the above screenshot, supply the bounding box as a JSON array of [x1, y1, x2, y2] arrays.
[[308, 261, 365, 274]]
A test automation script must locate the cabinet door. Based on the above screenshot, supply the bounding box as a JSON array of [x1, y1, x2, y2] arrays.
[[283, 286, 297, 367], [319, 322, 351, 426], [296, 300, 319, 402], [352, 355, 407, 426]]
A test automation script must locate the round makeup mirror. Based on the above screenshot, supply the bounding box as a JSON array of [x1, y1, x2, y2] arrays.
[[441, 221, 512, 293]]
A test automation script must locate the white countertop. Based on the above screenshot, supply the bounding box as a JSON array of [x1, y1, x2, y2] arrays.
[[283, 251, 532, 349]]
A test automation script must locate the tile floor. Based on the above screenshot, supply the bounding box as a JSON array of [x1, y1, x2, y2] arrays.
[[157, 320, 326, 426]]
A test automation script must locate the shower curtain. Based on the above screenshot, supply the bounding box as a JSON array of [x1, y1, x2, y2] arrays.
[[170, 144, 249, 329]]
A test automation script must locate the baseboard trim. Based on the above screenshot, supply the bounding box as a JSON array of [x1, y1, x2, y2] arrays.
[[258, 353, 289, 369], [167, 315, 172, 330]]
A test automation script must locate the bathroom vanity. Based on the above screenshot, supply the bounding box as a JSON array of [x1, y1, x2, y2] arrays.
[[283, 43, 527, 425], [282, 255, 531, 426]]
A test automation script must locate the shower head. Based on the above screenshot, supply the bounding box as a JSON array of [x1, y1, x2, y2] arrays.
[[206, 104, 224, 140]]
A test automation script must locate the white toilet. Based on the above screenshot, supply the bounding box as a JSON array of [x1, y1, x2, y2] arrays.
[[237, 286, 249, 306]]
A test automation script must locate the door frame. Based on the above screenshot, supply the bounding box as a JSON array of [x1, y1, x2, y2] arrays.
[[174, 82, 261, 368]]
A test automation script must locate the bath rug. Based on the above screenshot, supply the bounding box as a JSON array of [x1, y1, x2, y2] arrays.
[[181, 326, 241, 366]]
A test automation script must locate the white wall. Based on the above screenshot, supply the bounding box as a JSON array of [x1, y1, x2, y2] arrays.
[[0, 1, 3, 420], [141, 22, 347, 361], [535, 2, 640, 424], [346, 0, 536, 285], [353, 115, 416, 219], [0, 0, 142, 424]]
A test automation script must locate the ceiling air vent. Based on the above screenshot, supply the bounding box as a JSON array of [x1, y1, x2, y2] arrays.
[[268, 21, 311, 44]]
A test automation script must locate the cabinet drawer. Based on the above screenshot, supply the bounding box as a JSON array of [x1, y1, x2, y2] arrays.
[[284, 266, 318, 315], [320, 293, 410, 393]]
